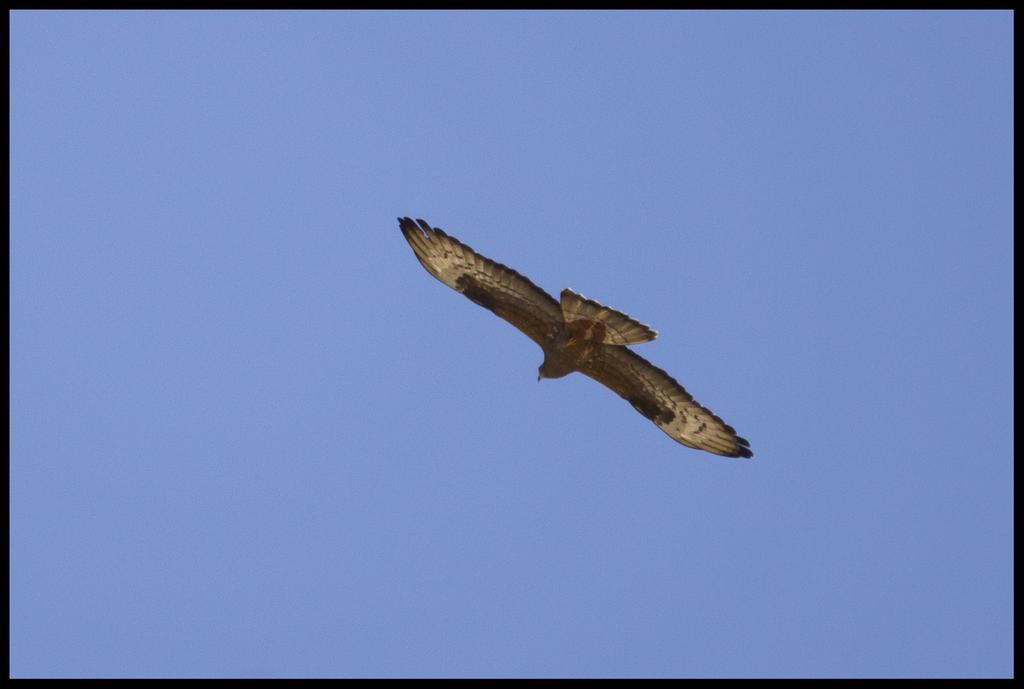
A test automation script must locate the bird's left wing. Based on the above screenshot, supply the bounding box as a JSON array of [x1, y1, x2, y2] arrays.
[[578, 345, 753, 458], [399, 217, 564, 347]]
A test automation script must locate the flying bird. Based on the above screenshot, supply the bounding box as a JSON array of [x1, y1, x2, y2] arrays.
[[399, 217, 752, 458]]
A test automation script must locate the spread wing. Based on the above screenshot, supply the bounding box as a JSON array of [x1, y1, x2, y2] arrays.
[[399, 217, 564, 347], [578, 345, 753, 458]]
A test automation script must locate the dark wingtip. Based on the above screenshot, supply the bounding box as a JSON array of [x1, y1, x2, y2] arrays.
[[399, 217, 429, 245], [733, 434, 753, 458]]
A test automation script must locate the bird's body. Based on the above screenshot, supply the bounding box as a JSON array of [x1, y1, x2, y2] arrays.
[[538, 325, 599, 379], [399, 217, 753, 459]]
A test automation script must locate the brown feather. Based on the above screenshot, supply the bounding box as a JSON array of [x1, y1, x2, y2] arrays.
[[578, 346, 752, 458], [559, 288, 657, 345], [399, 216, 753, 459], [399, 217, 563, 347]]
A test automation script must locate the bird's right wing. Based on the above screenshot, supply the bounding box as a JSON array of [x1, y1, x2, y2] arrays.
[[578, 345, 753, 458], [399, 217, 564, 347]]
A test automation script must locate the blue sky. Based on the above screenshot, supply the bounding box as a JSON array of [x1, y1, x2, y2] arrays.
[[10, 11, 1012, 678]]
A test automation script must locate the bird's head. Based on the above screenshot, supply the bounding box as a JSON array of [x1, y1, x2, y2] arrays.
[[537, 356, 571, 381]]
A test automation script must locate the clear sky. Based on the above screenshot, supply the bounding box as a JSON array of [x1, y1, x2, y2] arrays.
[[10, 10, 1013, 679]]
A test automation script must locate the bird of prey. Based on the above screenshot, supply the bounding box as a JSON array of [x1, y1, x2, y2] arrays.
[[399, 217, 753, 458]]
